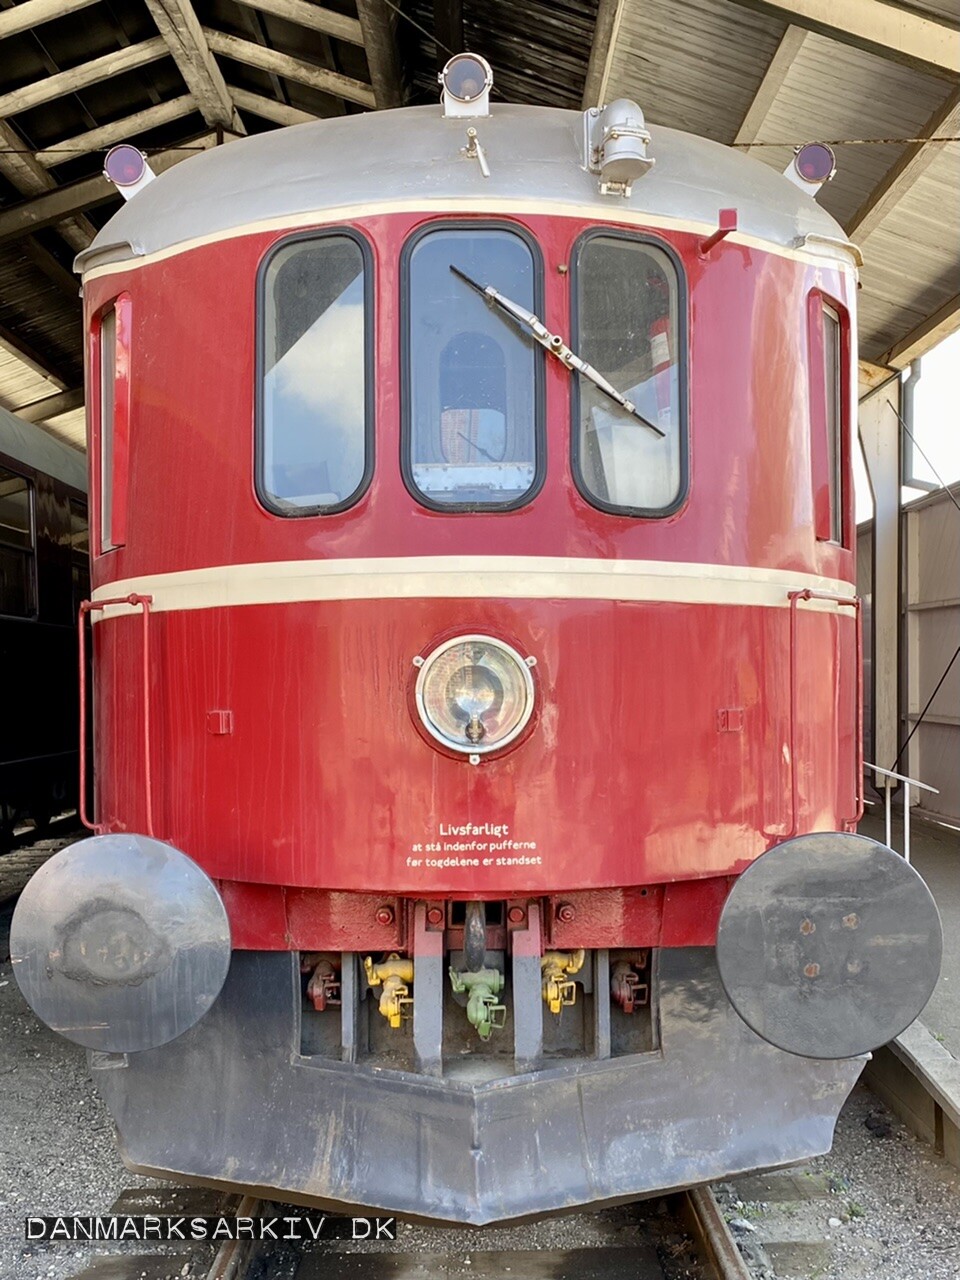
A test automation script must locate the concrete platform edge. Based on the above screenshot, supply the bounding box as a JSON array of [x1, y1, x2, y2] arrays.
[[863, 1019, 960, 1168]]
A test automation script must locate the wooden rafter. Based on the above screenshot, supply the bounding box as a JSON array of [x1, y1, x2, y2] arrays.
[[19, 236, 81, 301], [34, 95, 198, 168], [203, 27, 376, 109], [143, 1, 244, 133], [733, 25, 808, 148], [236, 0, 364, 47], [880, 294, 960, 368], [230, 86, 318, 128], [0, 322, 69, 390], [846, 88, 960, 241], [0, 37, 168, 120], [432, 0, 463, 71], [581, 0, 626, 110], [14, 386, 85, 422], [355, 0, 405, 109], [0, 0, 97, 41], [726, 0, 959, 78], [0, 120, 94, 253]]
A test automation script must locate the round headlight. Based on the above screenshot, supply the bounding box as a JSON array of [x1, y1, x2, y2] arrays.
[[415, 635, 535, 756], [440, 53, 493, 104]]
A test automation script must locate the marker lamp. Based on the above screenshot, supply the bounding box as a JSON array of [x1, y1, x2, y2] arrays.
[[794, 143, 836, 184], [104, 144, 148, 187], [415, 635, 535, 756]]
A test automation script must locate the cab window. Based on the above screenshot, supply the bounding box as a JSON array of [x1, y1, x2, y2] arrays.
[[404, 224, 543, 510], [573, 233, 685, 515], [259, 232, 372, 515]]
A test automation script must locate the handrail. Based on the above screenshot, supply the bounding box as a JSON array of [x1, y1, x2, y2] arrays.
[[786, 589, 862, 838], [865, 761, 939, 865], [78, 594, 154, 836]]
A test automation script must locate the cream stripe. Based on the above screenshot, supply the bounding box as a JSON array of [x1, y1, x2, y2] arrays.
[[81, 197, 859, 282], [89, 556, 856, 620]]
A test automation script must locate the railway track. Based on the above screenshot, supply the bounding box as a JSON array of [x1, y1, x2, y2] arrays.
[[56, 1185, 750, 1280], [0, 825, 80, 907]]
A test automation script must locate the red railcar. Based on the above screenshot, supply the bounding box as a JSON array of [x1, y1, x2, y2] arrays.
[[12, 65, 941, 1223]]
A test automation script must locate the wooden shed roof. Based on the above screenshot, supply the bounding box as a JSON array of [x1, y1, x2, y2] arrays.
[[0, 0, 956, 451]]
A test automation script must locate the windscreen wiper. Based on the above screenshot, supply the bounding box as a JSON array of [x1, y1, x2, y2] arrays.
[[449, 264, 666, 439]]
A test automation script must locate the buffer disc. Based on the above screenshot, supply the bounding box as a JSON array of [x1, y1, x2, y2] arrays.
[[716, 832, 942, 1060], [11, 833, 231, 1053]]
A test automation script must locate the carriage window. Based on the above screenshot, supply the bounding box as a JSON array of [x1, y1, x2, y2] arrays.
[[822, 304, 843, 544], [99, 306, 116, 552], [574, 235, 684, 514], [69, 499, 90, 613], [0, 469, 35, 617], [97, 295, 130, 554], [405, 226, 541, 509], [260, 233, 370, 514]]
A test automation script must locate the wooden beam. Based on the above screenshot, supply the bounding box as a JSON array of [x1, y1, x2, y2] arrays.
[[19, 236, 82, 300], [733, 25, 808, 148], [880, 295, 960, 369], [0, 0, 98, 40], [230, 85, 317, 127], [236, 0, 363, 47], [34, 95, 198, 168], [355, 0, 404, 109], [726, 0, 959, 78], [0, 323, 69, 390], [14, 386, 85, 422], [0, 37, 169, 120], [203, 27, 376, 109], [858, 359, 898, 399], [143, 1, 244, 132], [0, 120, 94, 253], [433, 0, 462, 71], [846, 88, 960, 241], [0, 134, 229, 246], [582, 0, 626, 110]]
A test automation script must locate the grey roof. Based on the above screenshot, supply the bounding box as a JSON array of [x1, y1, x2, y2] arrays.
[[0, 405, 87, 493], [80, 104, 848, 271]]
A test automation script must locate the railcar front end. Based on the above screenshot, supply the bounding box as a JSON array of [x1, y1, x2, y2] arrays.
[[11, 84, 941, 1223]]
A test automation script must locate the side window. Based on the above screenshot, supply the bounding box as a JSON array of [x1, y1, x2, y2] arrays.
[[573, 234, 685, 515], [99, 306, 116, 553], [404, 224, 543, 510], [97, 295, 131, 554], [259, 233, 371, 515], [69, 499, 90, 614], [0, 469, 36, 618], [822, 303, 843, 544], [809, 297, 847, 546]]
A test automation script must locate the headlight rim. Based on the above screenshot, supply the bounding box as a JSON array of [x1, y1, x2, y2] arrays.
[[413, 632, 536, 758]]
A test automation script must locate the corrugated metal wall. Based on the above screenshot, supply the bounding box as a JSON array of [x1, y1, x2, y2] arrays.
[[859, 484, 960, 826], [903, 486, 960, 825]]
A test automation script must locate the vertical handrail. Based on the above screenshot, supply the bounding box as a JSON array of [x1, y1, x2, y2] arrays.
[[78, 594, 155, 836], [786, 590, 862, 838]]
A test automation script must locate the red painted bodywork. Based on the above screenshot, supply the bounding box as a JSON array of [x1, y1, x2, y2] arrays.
[[83, 211, 859, 950]]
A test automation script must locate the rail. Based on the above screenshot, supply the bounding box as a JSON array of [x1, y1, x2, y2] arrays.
[[78, 594, 154, 836], [864, 761, 939, 864]]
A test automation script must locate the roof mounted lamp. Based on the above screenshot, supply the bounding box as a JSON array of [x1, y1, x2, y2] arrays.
[[440, 53, 493, 118], [104, 144, 156, 201], [583, 99, 655, 197], [783, 143, 836, 199]]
